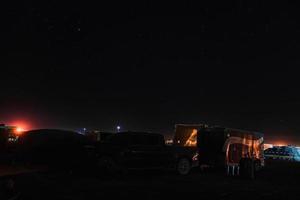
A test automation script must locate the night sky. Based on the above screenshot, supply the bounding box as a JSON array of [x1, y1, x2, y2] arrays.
[[2, 1, 300, 144]]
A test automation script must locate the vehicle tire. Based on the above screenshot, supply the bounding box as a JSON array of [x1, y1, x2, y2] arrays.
[[177, 158, 191, 175]]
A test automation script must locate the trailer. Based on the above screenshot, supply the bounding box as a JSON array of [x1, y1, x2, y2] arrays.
[[173, 124, 264, 174]]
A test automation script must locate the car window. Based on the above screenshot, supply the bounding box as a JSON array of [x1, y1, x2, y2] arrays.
[[130, 135, 148, 145], [129, 134, 163, 146], [108, 135, 129, 145], [130, 135, 142, 145], [147, 135, 159, 145], [148, 135, 165, 145]]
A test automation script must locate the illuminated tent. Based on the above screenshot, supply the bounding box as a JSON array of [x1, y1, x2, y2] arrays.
[[174, 124, 264, 167]]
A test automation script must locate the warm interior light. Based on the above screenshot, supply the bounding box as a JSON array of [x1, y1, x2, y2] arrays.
[[184, 129, 197, 147]]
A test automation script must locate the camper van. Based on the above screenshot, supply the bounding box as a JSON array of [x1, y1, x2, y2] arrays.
[[173, 124, 264, 172]]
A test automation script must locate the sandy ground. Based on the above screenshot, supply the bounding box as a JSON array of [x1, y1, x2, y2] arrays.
[[2, 160, 300, 200]]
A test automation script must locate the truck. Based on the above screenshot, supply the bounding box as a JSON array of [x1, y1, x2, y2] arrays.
[[173, 124, 264, 173], [95, 131, 199, 175]]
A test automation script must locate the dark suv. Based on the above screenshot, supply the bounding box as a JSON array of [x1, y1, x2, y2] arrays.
[[16, 129, 95, 170], [96, 132, 198, 175]]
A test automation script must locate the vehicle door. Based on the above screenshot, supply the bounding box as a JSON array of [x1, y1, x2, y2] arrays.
[[145, 134, 171, 168], [104, 134, 132, 168], [125, 134, 153, 169]]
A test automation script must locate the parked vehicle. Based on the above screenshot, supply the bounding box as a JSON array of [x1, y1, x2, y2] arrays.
[[264, 146, 300, 162], [173, 124, 264, 173], [16, 129, 95, 170], [95, 131, 198, 175]]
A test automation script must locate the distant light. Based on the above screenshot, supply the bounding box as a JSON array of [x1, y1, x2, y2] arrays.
[[10, 121, 30, 132], [117, 126, 121, 132], [264, 143, 273, 150], [15, 127, 24, 135], [165, 139, 173, 145]]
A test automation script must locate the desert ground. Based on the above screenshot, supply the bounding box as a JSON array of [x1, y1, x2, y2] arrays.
[[1, 160, 299, 200]]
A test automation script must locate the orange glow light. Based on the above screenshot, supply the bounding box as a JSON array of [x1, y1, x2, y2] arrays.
[[274, 143, 287, 147], [184, 129, 197, 147], [10, 120, 31, 132], [15, 127, 25, 135]]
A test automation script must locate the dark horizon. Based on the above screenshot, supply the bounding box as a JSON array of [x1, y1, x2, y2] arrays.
[[2, 1, 300, 145]]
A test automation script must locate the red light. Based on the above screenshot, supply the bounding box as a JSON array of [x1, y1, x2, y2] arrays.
[[15, 127, 24, 135], [9, 120, 31, 132]]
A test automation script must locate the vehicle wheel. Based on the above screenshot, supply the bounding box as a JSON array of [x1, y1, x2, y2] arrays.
[[177, 158, 191, 175]]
